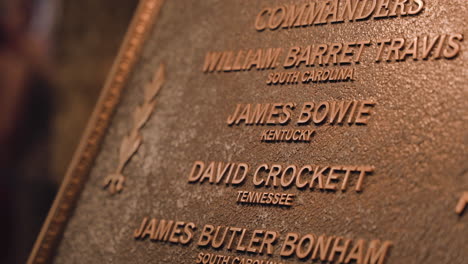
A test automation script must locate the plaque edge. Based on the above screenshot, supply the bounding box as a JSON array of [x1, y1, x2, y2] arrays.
[[27, 0, 166, 263]]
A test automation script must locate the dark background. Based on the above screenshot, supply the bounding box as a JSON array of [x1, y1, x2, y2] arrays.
[[0, 0, 137, 263]]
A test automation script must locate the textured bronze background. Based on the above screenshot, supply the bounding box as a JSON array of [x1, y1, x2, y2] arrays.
[[38, 0, 468, 263]]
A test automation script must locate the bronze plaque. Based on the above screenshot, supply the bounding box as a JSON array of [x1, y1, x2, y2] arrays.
[[29, 0, 467, 263]]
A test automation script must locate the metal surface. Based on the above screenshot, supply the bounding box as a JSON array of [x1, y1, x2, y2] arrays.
[[31, 0, 467, 263]]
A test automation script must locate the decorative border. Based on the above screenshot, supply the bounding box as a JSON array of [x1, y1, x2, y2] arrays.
[[27, 0, 165, 263]]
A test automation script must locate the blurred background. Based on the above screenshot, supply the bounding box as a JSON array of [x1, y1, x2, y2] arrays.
[[0, 0, 137, 263]]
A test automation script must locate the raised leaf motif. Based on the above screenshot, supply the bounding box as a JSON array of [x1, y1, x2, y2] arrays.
[[118, 132, 142, 172], [103, 63, 166, 194], [145, 64, 165, 100], [103, 173, 125, 194], [134, 101, 156, 130]]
